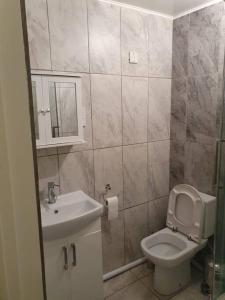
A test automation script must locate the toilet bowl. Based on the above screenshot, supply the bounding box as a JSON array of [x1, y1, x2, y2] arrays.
[[141, 184, 216, 296], [141, 228, 207, 295]]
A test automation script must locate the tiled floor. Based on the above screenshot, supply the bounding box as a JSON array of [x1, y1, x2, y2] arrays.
[[104, 263, 209, 300]]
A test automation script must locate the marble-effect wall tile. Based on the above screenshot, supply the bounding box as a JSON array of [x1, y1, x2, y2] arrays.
[[170, 77, 187, 190], [148, 15, 173, 78], [189, 3, 223, 76], [48, 0, 89, 72], [88, 0, 121, 75], [25, 0, 51, 70], [148, 140, 170, 201], [171, 78, 187, 143], [91, 74, 122, 149], [148, 197, 168, 234], [124, 203, 148, 263], [187, 74, 218, 145], [123, 144, 148, 209], [148, 140, 170, 164], [184, 142, 216, 194], [121, 8, 148, 77], [172, 15, 189, 78], [27, 0, 176, 274], [37, 155, 59, 200], [170, 141, 185, 189], [171, 3, 223, 197], [59, 150, 94, 197], [94, 147, 123, 210], [148, 78, 171, 141], [217, 73, 225, 140], [148, 163, 169, 201], [122, 77, 148, 145], [102, 213, 125, 273]]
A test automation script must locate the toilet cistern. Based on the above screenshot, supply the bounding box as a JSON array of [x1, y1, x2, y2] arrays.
[[48, 182, 60, 204]]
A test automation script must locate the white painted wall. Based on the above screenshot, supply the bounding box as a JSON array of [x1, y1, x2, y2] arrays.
[[100, 0, 223, 18]]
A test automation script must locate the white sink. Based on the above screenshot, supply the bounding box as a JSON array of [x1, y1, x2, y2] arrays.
[[41, 191, 103, 241]]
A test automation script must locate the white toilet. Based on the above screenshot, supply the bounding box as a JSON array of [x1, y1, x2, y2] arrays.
[[141, 184, 216, 296]]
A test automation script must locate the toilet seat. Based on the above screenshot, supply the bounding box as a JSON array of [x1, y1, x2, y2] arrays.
[[141, 228, 207, 268], [167, 184, 204, 243]]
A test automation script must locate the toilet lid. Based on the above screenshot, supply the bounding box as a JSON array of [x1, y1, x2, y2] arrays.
[[166, 184, 204, 243]]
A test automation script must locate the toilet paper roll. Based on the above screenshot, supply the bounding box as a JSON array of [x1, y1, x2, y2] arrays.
[[106, 196, 119, 221]]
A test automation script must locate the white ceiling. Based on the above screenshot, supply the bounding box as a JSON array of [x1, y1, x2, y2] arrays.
[[103, 0, 222, 18]]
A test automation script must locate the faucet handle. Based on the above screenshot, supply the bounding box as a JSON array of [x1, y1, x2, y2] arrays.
[[48, 182, 60, 189]]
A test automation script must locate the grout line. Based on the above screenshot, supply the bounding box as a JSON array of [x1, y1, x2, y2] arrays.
[[37, 138, 171, 157], [104, 267, 157, 299], [86, 0, 91, 74], [119, 5, 126, 267], [86, 0, 96, 199], [138, 279, 161, 300], [104, 279, 139, 299], [147, 11, 151, 216], [56, 150, 61, 194], [45, 0, 53, 71], [122, 195, 169, 212], [104, 271, 140, 298], [36, 68, 172, 80]]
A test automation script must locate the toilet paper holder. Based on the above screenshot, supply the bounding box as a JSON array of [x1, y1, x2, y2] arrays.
[[103, 184, 112, 208], [102, 184, 119, 220]]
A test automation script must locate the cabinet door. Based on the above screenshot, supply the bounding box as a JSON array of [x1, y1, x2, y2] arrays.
[[31, 75, 46, 146], [42, 76, 84, 146], [44, 239, 71, 300], [70, 232, 104, 300]]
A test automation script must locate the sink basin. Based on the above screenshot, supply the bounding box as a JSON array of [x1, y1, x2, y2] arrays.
[[41, 191, 103, 241]]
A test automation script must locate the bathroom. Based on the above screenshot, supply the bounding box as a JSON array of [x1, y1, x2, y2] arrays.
[[0, 0, 225, 299]]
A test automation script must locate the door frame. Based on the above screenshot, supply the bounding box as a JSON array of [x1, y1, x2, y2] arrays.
[[0, 0, 46, 299]]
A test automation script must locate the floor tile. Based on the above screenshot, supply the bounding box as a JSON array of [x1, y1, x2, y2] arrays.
[[140, 274, 154, 291], [104, 271, 138, 298], [104, 267, 207, 300], [106, 280, 158, 300], [141, 274, 172, 300], [171, 284, 208, 300], [171, 269, 208, 300], [130, 262, 153, 279], [141, 267, 207, 300]]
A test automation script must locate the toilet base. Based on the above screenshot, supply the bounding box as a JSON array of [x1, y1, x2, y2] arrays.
[[153, 260, 191, 295]]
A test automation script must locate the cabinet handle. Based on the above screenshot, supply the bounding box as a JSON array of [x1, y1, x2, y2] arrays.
[[71, 243, 76, 267], [39, 109, 45, 115], [62, 246, 68, 270], [39, 109, 50, 115]]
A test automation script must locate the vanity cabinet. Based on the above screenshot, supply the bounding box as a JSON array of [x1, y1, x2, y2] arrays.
[[44, 220, 103, 300], [31, 72, 86, 149], [44, 237, 71, 300]]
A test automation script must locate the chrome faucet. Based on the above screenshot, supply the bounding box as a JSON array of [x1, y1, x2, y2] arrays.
[[48, 182, 59, 204]]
